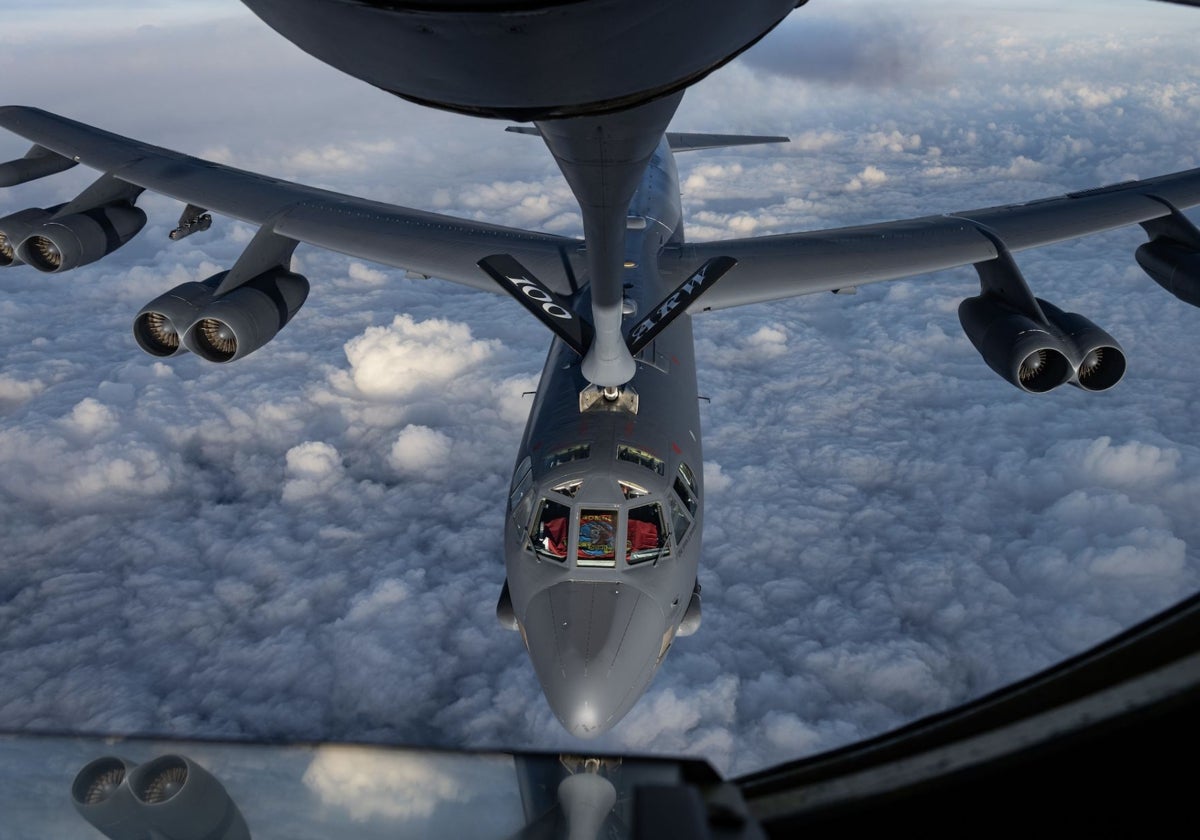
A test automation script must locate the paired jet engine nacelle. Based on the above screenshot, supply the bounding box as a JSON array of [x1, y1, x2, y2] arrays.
[[1, 155, 147, 272], [71, 754, 250, 840], [958, 295, 1126, 393], [135, 267, 310, 363], [0, 150, 147, 272], [1135, 238, 1200, 308], [15, 201, 147, 273]]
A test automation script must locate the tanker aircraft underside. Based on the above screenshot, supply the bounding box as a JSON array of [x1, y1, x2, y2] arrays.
[[3, 0, 1200, 742]]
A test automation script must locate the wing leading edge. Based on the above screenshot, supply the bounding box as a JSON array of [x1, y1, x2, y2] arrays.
[[5, 104, 1200, 320], [666, 169, 1200, 311], [0, 106, 584, 297]]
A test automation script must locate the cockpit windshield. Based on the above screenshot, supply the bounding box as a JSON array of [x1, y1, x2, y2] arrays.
[[531, 498, 569, 561], [674, 463, 698, 515], [577, 509, 618, 566], [617, 444, 665, 475], [627, 502, 668, 564], [521, 461, 687, 567], [670, 463, 699, 547], [525, 496, 673, 566], [545, 443, 590, 470]]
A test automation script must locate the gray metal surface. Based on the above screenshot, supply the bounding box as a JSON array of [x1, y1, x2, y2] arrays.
[[240, 0, 802, 120], [0, 107, 584, 297], [672, 171, 1200, 311]]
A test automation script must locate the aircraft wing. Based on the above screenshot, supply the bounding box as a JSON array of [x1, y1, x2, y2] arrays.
[[666, 168, 1200, 311], [0, 106, 584, 296], [5, 105, 1200, 316]]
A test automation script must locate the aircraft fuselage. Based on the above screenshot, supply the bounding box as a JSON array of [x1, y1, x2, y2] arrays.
[[501, 139, 705, 737]]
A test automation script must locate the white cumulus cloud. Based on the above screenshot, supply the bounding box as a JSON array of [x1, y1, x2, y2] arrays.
[[333, 315, 497, 399], [0, 0, 1197, 794], [389, 425, 452, 473]]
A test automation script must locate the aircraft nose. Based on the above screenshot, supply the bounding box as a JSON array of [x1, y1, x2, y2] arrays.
[[523, 581, 668, 738]]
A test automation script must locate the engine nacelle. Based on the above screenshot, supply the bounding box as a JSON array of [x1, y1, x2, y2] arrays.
[[16, 202, 147, 273], [1136, 239, 1200, 308], [127, 755, 250, 840], [73, 754, 249, 840], [133, 276, 223, 357], [958, 295, 1074, 393], [71, 757, 143, 840], [0, 205, 63, 267], [0, 144, 77, 187], [1036, 299, 1127, 392], [182, 267, 310, 363]]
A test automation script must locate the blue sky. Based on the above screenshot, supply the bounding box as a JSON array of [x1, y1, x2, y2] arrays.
[[1, 0, 1198, 810]]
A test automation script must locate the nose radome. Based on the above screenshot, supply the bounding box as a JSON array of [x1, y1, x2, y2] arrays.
[[523, 581, 668, 738]]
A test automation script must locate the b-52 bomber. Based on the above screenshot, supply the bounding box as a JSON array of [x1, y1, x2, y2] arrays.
[[2, 0, 1200, 738]]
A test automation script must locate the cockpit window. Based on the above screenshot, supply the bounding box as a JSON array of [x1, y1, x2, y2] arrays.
[[619, 480, 648, 499], [668, 495, 692, 548], [509, 456, 533, 509], [509, 456, 535, 536], [576, 509, 618, 567], [530, 498, 570, 561], [627, 502, 668, 565], [552, 479, 582, 498], [545, 444, 589, 470], [673, 463, 699, 516], [617, 444, 665, 475]]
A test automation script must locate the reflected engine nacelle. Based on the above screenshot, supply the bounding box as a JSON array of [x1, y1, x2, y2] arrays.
[[134, 267, 309, 362], [15, 201, 147, 273], [72, 754, 250, 840], [1135, 239, 1200, 308], [959, 295, 1126, 393]]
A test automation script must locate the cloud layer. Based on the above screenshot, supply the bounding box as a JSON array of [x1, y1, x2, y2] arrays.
[[1, 0, 1198, 784]]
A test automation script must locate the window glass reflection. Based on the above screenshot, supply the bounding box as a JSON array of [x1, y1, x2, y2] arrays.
[[531, 498, 569, 561], [617, 444, 665, 475], [628, 503, 668, 564]]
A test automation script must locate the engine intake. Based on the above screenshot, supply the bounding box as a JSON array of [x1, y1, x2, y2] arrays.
[[16, 202, 147, 273], [73, 754, 249, 840], [133, 276, 223, 357], [959, 295, 1126, 393], [959, 295, 1073, 393], [181, 267, 309, 363], [135, 268, 308, 362], [71, 757, 142, 840], [0, 206, 63, 267], [1036, 299, 1127, 392], [127, 754, 249, 840]]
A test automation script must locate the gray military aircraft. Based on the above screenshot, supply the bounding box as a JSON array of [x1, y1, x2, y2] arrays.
[[3, 0, 1200, 740]]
